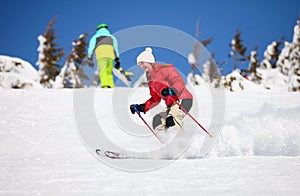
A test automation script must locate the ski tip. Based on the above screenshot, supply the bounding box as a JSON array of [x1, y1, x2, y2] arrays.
[[104, 150, 120, 159]]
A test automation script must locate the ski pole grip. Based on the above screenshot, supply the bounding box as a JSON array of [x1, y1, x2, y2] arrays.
[[133, 104, 141, 116]]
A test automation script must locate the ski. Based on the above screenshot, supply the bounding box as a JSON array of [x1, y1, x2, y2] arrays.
[[95, 149, 122, 159], [112, 67, 131, 87], [95, 149, 206, 160], [95, 149, 142, 159]]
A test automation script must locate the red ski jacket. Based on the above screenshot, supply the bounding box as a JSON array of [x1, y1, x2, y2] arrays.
[[144, 63, 193, 112]]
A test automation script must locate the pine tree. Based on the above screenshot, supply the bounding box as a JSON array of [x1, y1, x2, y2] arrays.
[[277, 17, 300, 91], [36, 17, 64, 88], [188, 19, 212, 85], [202, 53, 218, 83], [53, 59, 76, 88], [290, 17, 300, 91], [54, 33, 89, 88], [248, 45, 262, 83], [74, 33, 95, 87], [261, 37, 284, 69], [229, 29, 248, 70]]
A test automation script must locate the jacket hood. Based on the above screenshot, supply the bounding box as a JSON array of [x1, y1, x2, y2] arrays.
[[96, 28, 111, 36]]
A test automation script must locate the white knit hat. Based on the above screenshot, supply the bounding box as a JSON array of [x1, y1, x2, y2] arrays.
[[136, 47, 155, 64]]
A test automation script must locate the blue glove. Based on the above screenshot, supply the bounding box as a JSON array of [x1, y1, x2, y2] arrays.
[[130, 104, 146, 114]]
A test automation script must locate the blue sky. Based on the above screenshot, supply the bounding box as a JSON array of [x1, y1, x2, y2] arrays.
[[0, 0, 299, 76]]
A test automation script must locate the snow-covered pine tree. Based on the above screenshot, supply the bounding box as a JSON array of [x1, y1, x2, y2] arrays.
[[74, 33, 96, 87], [36, 17, 64, 88], [222, 30, 249, 91], [260, 37, 284, 69], [277, 17, 300, 91], [212, 59, 226, 89], [54, 33, 89, 88], [187, 19, 212, 85], [229, 29, 248, 70], [189, 19, 202, 75], [202, 53, 218, 83], [53, 59, 75, 88], [248, 45, 262, 84]]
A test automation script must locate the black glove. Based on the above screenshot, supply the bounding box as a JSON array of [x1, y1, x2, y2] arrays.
[[130, 104, 146, 114], [161, 88, 178, 97], [165, 116, 175, 128], [114, 57, 121, 69], [161, 88, 179, 107]]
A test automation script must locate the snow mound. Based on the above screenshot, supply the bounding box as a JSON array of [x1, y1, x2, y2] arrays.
[[256, 67, 287, 92], [0, 55, 42, 89], [223, 70, 266, 92]]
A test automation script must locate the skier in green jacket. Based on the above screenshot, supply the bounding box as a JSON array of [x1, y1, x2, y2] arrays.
[[88, 23, 132, 88]]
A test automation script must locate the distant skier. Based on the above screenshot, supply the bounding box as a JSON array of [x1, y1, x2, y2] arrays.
[[87, 23, 132, 88], [130, 47, 193, 132], [241, 69, 249, 80]]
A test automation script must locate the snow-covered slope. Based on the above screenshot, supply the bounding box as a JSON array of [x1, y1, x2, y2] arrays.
[[0, 86, 300, 195], [0, 55, 41, 89]]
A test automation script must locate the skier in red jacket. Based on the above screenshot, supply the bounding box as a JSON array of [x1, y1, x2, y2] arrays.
[[130, 47, 193, 132]]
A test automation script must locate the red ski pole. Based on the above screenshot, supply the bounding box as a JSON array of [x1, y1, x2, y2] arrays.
[[133, 105, 163, 144], [166, 88, 212, 137], [174, 101, 213, 138]]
